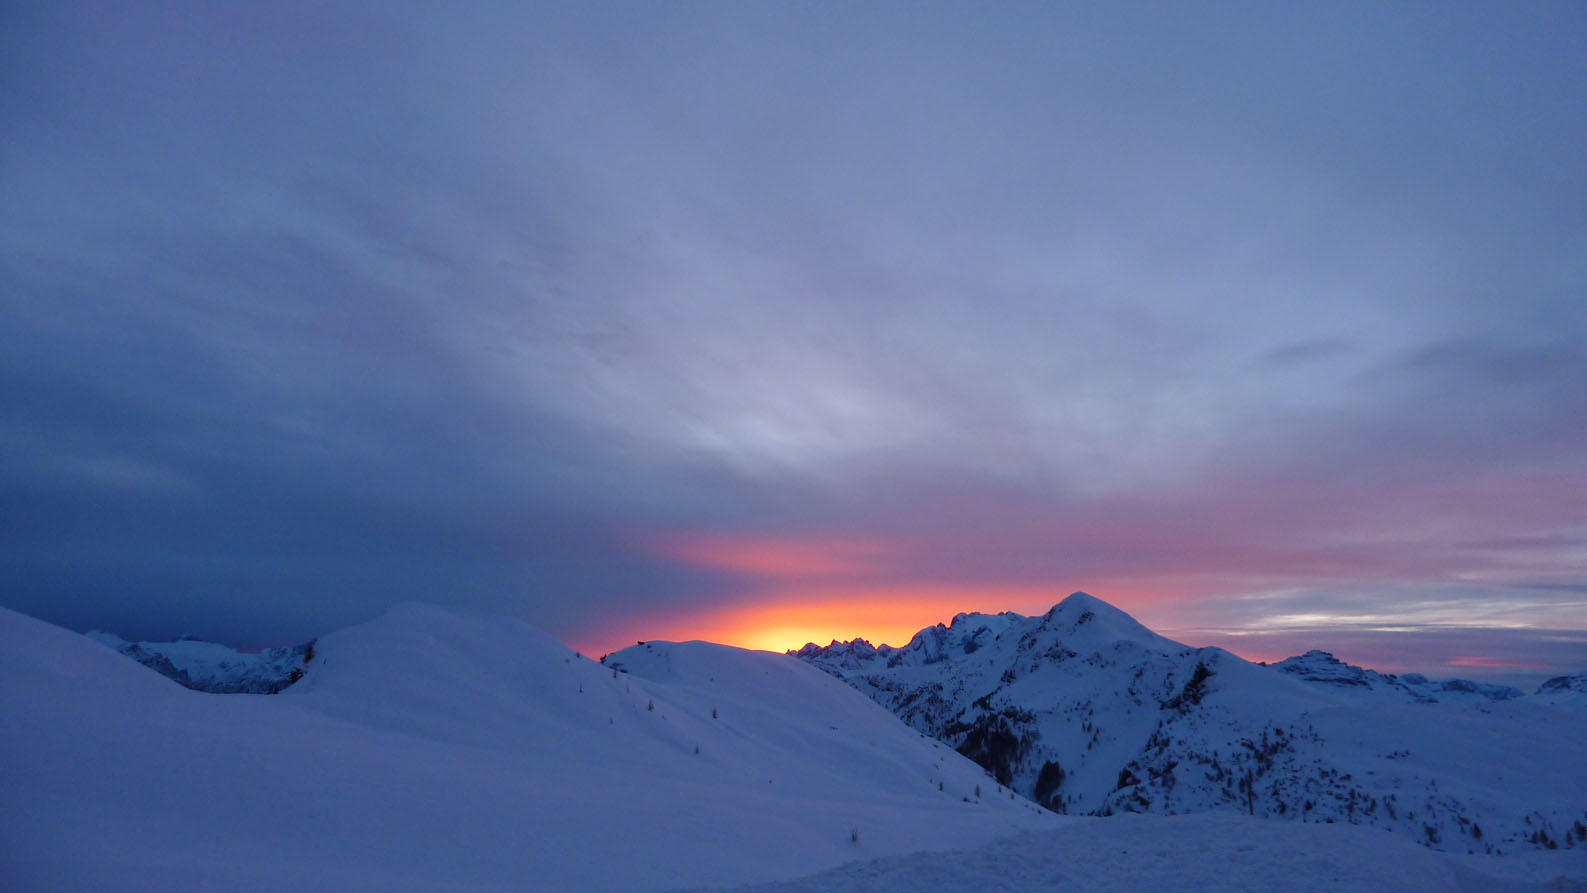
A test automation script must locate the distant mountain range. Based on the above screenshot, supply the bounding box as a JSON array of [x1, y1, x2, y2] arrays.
[[793, 592, 1587, 853], [85, 629, 313, 693], [1265, 649, 1524, 703]]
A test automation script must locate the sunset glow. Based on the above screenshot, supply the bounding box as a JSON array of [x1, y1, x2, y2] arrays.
[[627, 586, 1069, 654], [616, 530, 1150, 653]]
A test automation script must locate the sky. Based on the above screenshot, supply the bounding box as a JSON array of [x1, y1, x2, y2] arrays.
[[3, 1, 1585, 678]]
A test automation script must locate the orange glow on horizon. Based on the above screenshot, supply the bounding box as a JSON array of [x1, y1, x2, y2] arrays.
[[577, 584, 1175, 656], [576, 528, 1217, 658]]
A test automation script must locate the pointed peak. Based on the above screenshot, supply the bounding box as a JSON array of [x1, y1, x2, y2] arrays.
[[1047, 591, 1112, 613], [1045, 591, 1133, 622], [1036, 591, 1177, 650]]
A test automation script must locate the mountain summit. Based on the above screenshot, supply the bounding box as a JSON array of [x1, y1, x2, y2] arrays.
[[795, 592, 1174, 671]]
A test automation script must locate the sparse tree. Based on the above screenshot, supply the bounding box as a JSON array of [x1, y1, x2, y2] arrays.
[[1034, 760, 1066, 811]]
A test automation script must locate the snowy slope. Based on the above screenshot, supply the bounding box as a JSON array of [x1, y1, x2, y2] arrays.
[[734, 813, 1587, 893], [85, 629, 310, 693], [794, 592, 1587, 854], [0, 604, 1051, 891]]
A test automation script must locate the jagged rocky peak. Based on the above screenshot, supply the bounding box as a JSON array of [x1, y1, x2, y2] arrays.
[[1270, 649, 1427, 700], [86, 629, 313, 694], [794, 637, 881, 659], [790, 594, 1587, 854], [1271, 650, 1370, 685], [792, 591, 1183, 667], [949, 609, 1023, 630], [881, 592, 1163, 665]]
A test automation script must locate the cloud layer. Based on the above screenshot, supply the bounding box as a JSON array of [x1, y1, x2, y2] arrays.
[[3, 2, 1585, 674]]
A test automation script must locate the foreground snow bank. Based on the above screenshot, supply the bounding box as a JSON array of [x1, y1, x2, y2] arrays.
[[0, 604, 1048, 891], [732, 813, 1587, 893]]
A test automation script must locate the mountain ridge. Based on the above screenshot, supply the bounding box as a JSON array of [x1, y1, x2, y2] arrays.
[[792, 591, 1587, 853], [85, 628, 312, 693]]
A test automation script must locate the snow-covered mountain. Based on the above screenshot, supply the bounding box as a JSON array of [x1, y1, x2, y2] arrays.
[[7, 601, 1586, 890], [85, 629, 311, 693], [1, 603, 1050, 891], [1532, 673, 1587, 709], [793, 592, 1587, 854], [1267, 650, 1524, 704]]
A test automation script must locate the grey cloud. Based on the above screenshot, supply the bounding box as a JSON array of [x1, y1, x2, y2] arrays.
[[3, 2, 1585, 657], [1251, 338, 1358, 371]]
